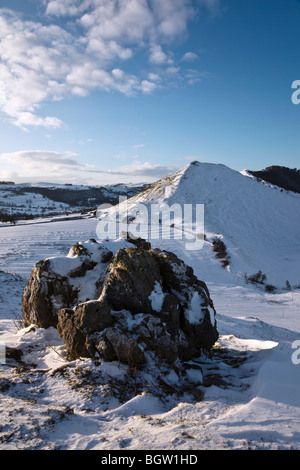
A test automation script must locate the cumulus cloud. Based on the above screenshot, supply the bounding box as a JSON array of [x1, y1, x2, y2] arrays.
[[0, 150, 91, 179], [0, 13, 78, 128], [148, 44, 171, 65], [139, 79, 158, 94], [45, 0, 84, 17], [4, 150, 83, 167], [14, 113, 63, 130], [0, 1, 218, 129], [181, 51, 199, 61], [150, 0, 194, 38]]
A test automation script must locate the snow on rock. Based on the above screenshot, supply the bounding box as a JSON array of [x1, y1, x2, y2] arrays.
[[149, 281, 165, 312], [184, 291, 205, 325], [21, 239, 113, 329]]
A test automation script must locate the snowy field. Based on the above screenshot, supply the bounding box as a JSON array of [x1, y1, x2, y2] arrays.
[[0, 215, 299, 450], [0, 163, 300, 451]]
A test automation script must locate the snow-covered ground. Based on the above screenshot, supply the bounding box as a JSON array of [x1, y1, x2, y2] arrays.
[[0, 186, 70, 217], [0, 163, 299, 450]]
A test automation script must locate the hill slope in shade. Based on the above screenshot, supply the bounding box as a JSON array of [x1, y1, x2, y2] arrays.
[[110, 161, 300, 288], [247, 166, 300, 194]]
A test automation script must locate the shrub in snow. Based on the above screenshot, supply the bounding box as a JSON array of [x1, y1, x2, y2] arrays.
[[265, 284, 276, 293], [212, 237, 230, 268], [245, 270, 266, 285], [244, 270, 277, 292]]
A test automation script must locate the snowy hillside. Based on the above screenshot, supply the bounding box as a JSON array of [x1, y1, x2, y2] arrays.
[[110, 161, 300, 289], [0, 184, 70, 219], [0, 182, 147, 222], [0, 162, 300, 450]]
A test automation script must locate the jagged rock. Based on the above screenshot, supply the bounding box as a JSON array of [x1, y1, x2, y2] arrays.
[[22, 240, 219, 367], [56, 308, 89, 358], [99, 247, 164, 314], [132, 313, 179, 364], [97, 247, 218, 360], [22, 240, 113, 329], [59, 246, 218, 365], [22, 259, 78, 329], [120, 231, 152, 250], [57, 299, 114, 358], [93, 327, 146, 366]]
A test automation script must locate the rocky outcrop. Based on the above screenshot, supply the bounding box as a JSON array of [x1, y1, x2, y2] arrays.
[[22, 240, 113, 329], [22, 239, 218, 367], [22, 258, 78, 329]]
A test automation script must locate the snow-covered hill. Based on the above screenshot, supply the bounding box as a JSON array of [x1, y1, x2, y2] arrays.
[[108, 161, 300, 289]]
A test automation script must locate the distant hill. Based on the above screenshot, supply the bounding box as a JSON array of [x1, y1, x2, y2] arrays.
[[248, 166, 300, 194], [0, 182, 148, 223], [21, 183, 148, 207]]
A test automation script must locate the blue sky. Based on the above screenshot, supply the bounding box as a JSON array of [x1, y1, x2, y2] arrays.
[[0, 0, 300, 185]]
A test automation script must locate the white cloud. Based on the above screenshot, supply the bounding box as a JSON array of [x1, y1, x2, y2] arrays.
[[45, 0, 83, 17], [0, 13, 78, 128], [148, 44, 172, 65], [81, 0, 155, 44], [13, 113, 63, 131], [0, 10, 142, 127], [181, 51, 199, 61], [0, 150, 86, 169], [140, 79, 157, 94], [0, 1, 218, 129], [199, 0, 221, 16], [185, 69, 212, 85], [0, 149, 99, 183], [147, 72, 161, 81], [150, 0, 194, 39], [0, 169, 18, 181], [133, 143, 147, 149], [166, 66, 180, 75]]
